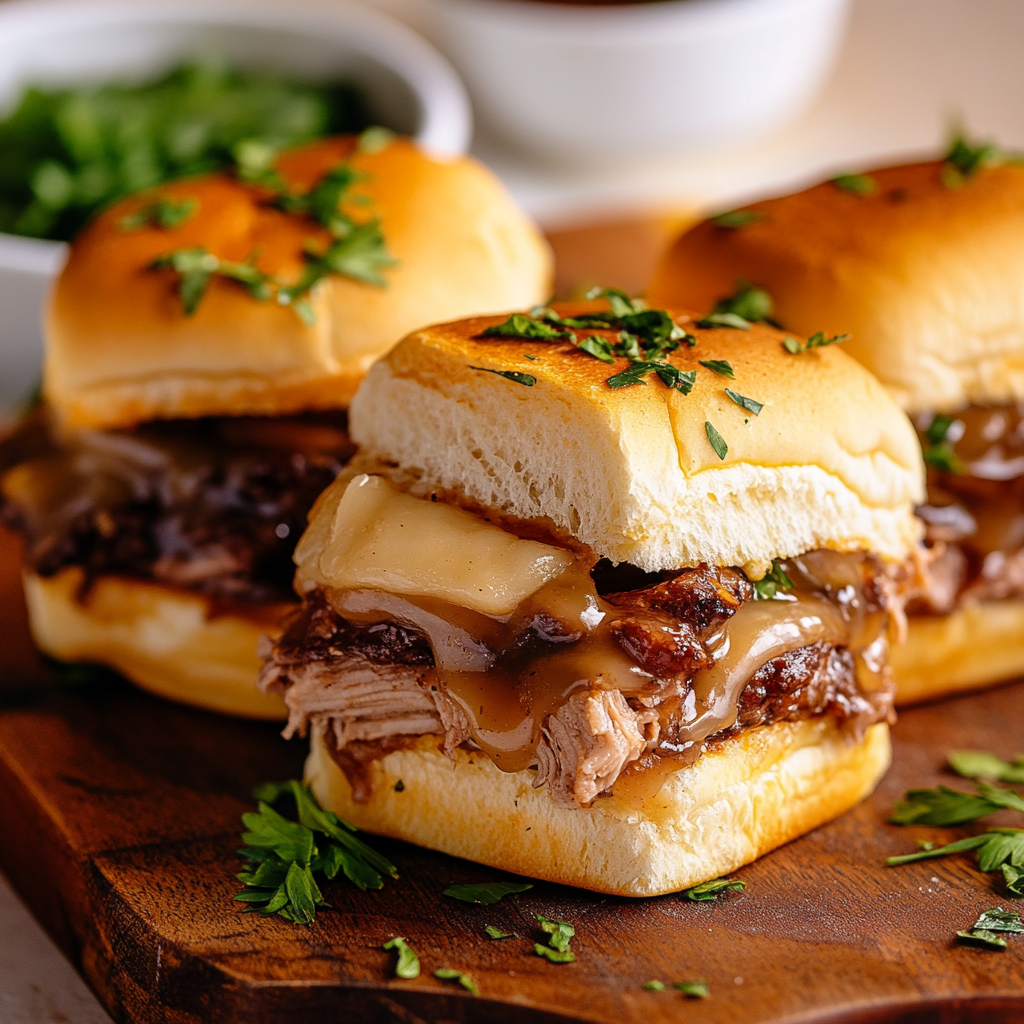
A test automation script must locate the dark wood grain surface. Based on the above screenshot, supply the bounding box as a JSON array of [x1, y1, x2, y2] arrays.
[[1, 525, 1023, 1023]]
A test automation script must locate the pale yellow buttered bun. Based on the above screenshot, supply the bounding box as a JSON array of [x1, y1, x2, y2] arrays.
[[346, 302, 924, 574], [648, 161, 1024, 415], [45, 136, 552, 430], [24, 568, 287, 719], [307, 719, 891, 897]]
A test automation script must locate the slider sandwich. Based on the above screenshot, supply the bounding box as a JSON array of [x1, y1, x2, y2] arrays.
[[0, 133, 551, 717], [260, 295, 924, 895], [649, 136, 1024, 704]]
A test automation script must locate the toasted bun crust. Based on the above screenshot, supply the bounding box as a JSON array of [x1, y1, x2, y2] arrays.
[[894, 601, 1024, 704], [307, 719, 891, 897], [45, 137, 552, 429], [346, 303, 924, 573], [23, 569, 287, 719], [648, 161, 1024, 414]]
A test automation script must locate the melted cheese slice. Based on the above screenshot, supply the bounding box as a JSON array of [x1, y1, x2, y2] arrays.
[[306, 474, 573, 616]]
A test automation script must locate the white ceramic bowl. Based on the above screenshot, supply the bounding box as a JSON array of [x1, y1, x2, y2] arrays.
[[0, 0, 471, 418], [426, 0, 850, 164]]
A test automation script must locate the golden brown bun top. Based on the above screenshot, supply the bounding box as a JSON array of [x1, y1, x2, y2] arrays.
[[649, 160, 1024, 414], [349, 301, 924, 572], [45, 136, 552, 429]]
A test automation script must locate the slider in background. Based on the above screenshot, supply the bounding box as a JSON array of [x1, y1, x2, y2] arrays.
[[0, 132, 551, 718], [261, 295, 924, 895], [648, 140, 1024, 705]]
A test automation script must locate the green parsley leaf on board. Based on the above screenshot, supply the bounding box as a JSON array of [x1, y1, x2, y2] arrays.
[[1002, 863, 1024, 896], [480, 313, 574, 342], [831, 173, 877, 197], [705, 421, 728, 460], [782, 331, 850, 354], [890, 783, 1024, 826], [119, 195, 198, 231], [950, 751, 1024, 785], [710, 209, 766, 229], [957, 929, 1008, 950], [681, 878, 746, 902], [384, 936, 421, 979], [485, 925, 515, 939], [674, 980, 710, 999], [698, 359, 735, 379], [443, 881, 534, 904], [234, 779, 397, 924], [643, 980, 667, 991], [725, 389, 764, 416], [751, 559, 794, 601], [973, 907, 1024, 932], [435, 968, 480, 996], [534, 914, 575, 963], [468, 367, 536, 387]]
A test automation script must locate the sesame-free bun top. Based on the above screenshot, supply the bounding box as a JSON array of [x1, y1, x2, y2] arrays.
[[347, 302, 924, 574], [648, 160, 1024, 414], [45, 136, 552, 429]]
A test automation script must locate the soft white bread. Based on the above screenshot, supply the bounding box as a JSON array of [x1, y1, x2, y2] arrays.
[[45, 137, 552, 430], [893, 600, 1024, 704], [307, 718, 891, 897], [347, 302, 924, 575], [648, 161, 1024, 414], [24, 568, 287, 719]]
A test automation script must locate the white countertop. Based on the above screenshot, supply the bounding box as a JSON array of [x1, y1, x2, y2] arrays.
[[2, 0, 1023, 1019]]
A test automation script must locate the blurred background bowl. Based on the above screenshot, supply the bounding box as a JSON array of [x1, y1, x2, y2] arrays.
[[426, 0, 851, 166], [0, 0, 471, 419]]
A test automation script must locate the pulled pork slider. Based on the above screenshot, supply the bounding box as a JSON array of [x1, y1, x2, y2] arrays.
[[260, 296, 924, 895], [0, 133, 551, 718], [648, 142, 1024, 704]]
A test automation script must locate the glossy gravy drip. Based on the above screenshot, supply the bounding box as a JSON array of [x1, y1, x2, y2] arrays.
[[325, 547, 890, 775]]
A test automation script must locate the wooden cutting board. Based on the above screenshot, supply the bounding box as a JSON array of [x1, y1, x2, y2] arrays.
[[1, 523, 1023, 1024]]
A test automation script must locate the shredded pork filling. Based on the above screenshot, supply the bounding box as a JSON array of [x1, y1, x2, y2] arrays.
[[260, 552, 901, 809]]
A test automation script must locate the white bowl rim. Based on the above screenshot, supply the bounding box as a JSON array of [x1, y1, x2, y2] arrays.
[[433, 0, 847, 36], [0, 0, 472, 272]]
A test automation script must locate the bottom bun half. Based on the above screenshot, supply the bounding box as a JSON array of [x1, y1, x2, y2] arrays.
[[23, 569, 287, 720], [306, 718, 891, 897], [894, 601, 1024, 705]]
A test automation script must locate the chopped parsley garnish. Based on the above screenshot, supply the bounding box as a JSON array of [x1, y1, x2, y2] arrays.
[[233, 779, 397, 925], [922, 414, 965, 474], [698, 311, 752, 330], [782, 331, 850, 354], [711, 209, 766, 229], [443, 881, 534, 904], [534, 914, 575, 963], [751, 559, 793, 601], [643, 980, 667, 991], [577, 335, 616, 363], [705, 420, 728, 460], [480, 313, 574, 342], [120, 195, 198, 231], [702, 280, 774, 327], [681, 878, 746, 901], [942, 128, 1020, 188], [485, 925, 515, 939], [674, 980, 710, 999], [153, 153, 395, 321], [698, 359, 735, 379], [151, 246, 273, 316], [384, 936, 421, 978], [950, 751, 1024, 785], [468, 367, 536, 387], [831, 173, 877, 197], [957, 908, 1024, 950], [725, 389, 764, 415], [435, 968, 480, 995]]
